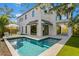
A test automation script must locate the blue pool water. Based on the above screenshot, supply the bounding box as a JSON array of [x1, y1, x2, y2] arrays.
[[8, 37, 60, 56]]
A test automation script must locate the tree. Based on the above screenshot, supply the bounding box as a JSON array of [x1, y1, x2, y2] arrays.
[[0, 15, 9, 37], [73, 15, 79, 35], [74, 14, 79, 23], [0, 4, 15, 18], [49, 3, 79, 35], [51, 3, 79, 26], [0, 4, 14, 37]]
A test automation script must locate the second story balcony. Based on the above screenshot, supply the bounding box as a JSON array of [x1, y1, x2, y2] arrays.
[[56, 14, 69, 23], [56, 19, 69, 23]]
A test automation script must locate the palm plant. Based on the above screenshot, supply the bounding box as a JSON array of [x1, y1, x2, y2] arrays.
[[0, 15, 9, 37], [52, 3, 78, 26], [73, 15, 79, 35], [74, 14, 79, 23], [0, 4, 15, 18], [50, 3, 79, 35], [0, 4, 14, 37]]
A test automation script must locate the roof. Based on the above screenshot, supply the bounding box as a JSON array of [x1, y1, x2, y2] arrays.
[[17, 3, 41, 19]]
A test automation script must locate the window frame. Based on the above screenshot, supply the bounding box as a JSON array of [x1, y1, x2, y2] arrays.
[[32, 10, 35, 17], [25, 15, 27, 19], [19, 18, 23, 22]]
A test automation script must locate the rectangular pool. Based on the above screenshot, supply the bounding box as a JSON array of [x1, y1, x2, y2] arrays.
[[8, 37, 60, 56]]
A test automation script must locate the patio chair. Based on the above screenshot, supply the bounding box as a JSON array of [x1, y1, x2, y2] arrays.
[[4, 32, 9, 37], [17, 32, 21, 35]]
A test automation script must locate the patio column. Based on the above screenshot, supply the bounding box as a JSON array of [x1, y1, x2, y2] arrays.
[[49, 11, 57, 36], [23, 26, 26, 34], [68, 27, 72, 36], [37, 20, 42, 37], [51, 23, 57, 36], [27, 25, 30, 35]]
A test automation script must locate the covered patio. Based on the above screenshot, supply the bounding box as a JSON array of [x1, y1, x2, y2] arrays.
[[24, 19, 53, 37], [5, 24, 19, 35], [56, 23, 69, 35]]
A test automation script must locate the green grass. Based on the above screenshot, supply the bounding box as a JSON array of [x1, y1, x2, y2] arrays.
[[57, 36, 79, 56]]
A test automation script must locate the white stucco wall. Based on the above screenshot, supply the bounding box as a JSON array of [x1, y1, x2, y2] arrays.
[[68, 27, 72, 36], [17, 6, 42, 35], [17, 4, 71, 37], [17, 4, 58, 36], [27, 25, 31, 35], [49, 11, 57, 36]]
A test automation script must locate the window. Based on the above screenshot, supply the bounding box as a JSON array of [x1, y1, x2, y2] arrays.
[[44, 10, 48, 13], [56, 16, 60, 20], [66, 13, 68, 19], [25, 15, 27, 19], [56, 14, 61, 20], [61, 14, 68, 20], [31, 24, 37, 35], [56, 13, 68, 20], [32, 10, 35, 17], [19, 18, 23, 22], [43, 24, 49, 36]]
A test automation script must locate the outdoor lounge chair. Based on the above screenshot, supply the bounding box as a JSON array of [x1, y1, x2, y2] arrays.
[[4, 32, 9, 37]]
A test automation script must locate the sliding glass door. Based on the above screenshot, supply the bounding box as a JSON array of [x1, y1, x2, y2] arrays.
[[43, 24, 49, 36], [31, 24, 37, 35]]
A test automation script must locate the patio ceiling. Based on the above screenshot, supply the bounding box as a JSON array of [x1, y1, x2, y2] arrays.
[[27, 20, 53, 25], [27, 20, 38, 25], [42, 19, 53, 25]]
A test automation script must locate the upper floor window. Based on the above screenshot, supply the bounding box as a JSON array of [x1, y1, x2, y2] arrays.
[[56, 16, 60, 20], [56, 13, 68, 21], [56, 13, 61, 20], [32, 10, 35, 17], [61, 14, 68, 20], [66, 13, 68, 19], [19, 18, 23, 22], [25, 15, 27, 19]]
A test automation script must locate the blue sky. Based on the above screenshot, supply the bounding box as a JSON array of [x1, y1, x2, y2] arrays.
[[0, 3, 37, 22], [73, 7, 79, 18], [0, 3, 79, 22]]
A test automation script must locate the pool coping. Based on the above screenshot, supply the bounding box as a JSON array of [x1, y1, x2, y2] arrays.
[[39, 35, 72, 56], [4, 38, 19, 56], [3, 35, 61, 40], [3, 35, 71, 56]]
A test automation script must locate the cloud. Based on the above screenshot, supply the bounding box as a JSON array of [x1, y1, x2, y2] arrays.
[[15, 3, 22, 5], [16, 13, 21, 17], [15, 3, 22, 7]]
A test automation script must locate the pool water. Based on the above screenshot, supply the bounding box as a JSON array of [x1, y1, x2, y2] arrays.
[[8, 37, 60, 56]]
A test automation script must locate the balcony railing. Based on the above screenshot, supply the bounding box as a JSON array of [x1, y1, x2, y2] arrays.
[[56, 19, 69, 23]]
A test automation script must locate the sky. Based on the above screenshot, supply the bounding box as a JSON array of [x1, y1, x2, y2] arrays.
[[0, 3, 79, 22], [73, 7, 79, 18], [0, 3, 37, 22]]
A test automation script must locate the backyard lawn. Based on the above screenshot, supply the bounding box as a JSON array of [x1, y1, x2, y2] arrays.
[[57, 36, 79, 56]]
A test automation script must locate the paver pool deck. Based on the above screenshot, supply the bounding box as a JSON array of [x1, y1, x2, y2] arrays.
[[0, 38, 11, 56]]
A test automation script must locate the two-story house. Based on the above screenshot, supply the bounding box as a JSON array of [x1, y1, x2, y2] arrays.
[[17, 3, 72, 37]]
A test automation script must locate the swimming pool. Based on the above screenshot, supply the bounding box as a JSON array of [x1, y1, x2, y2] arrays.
[[8, 37, 60, 56]]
